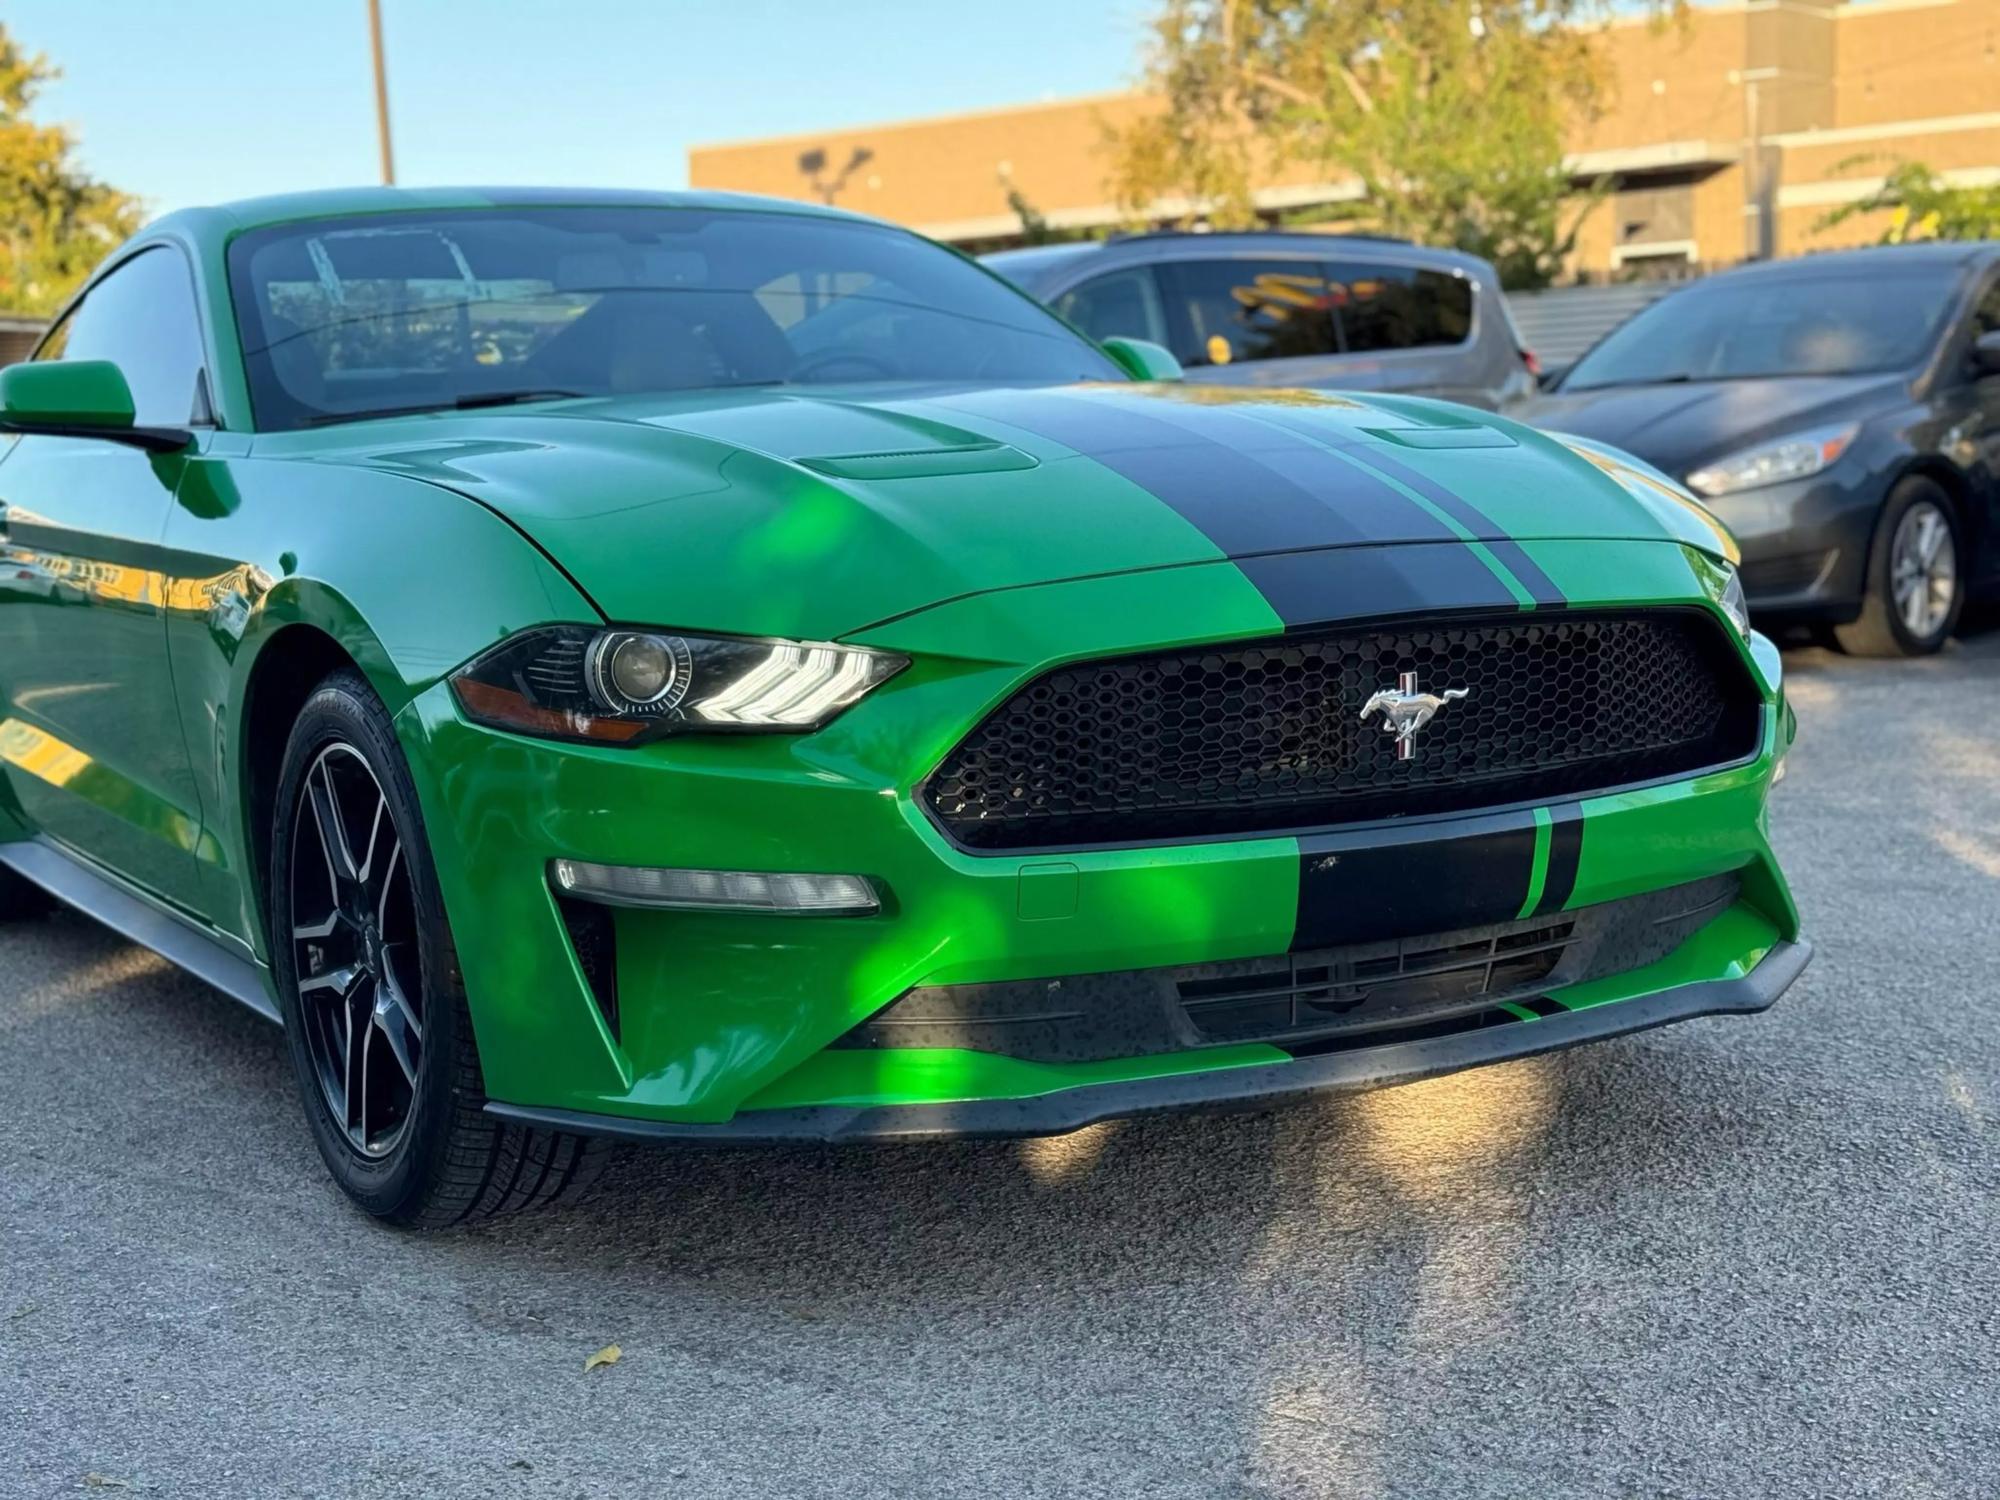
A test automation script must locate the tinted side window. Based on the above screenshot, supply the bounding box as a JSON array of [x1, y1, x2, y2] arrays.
[[1326, 262, 1474, 354], [1156, 259, 1339, 368], [1970, 275, 2000, 337], [37, 248, 206, 425], [1053, 268, 1168, 346]]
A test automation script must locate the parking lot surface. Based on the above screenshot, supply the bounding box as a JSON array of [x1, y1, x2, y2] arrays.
[[4, 630, 1998, 1498]]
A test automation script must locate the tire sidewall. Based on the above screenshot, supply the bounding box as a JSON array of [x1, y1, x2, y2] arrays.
[[269, 672, 470, 1221]]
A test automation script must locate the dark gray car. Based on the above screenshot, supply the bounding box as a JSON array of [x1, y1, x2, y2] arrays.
[[982, 232, 1537, 410], [1524, 243, 2000, 657]]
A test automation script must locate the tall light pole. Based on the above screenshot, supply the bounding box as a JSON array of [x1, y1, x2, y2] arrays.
[[1730, 66, 1779, 262], [367, 0, 396, 185]]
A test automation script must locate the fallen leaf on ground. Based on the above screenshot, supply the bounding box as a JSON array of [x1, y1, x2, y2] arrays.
[[583, 1343, 622, 1372], [82, 1477, 132, 1490]]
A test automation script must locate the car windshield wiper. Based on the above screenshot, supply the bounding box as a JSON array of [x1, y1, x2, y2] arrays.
[[452, 388, 588, 410], [302, 390, 589, 427], [1566, 371, 1700, 391]]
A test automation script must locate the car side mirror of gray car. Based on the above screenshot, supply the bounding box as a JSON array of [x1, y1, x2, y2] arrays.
[[1972, 330, 2000, 376]]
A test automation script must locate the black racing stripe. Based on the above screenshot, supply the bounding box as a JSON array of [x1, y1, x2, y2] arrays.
[[1295, 809, 1539, 950], [1482, 538, 1565, 608], [1237, 543, 1519, 630], [1535, 803, 1585, 916], [1090, 395, 1460, 546], [1335, 443, 1567, 606], [939, 390, 1424, 554], [1520, 996, 1567, 1017]]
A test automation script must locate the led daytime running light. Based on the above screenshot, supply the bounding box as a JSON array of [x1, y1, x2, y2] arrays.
[[551, 860, 881, 915]]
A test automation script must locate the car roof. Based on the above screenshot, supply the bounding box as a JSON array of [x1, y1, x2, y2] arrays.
[[1700, 241, 2000, 280], [140, 185, 879, 249], [982, 231, 1495, 291], [980, 243, 1102, 284]]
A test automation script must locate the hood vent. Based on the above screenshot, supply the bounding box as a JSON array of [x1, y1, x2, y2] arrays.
[[1362, 426, 1517, 451], [798, 442, 1038, 481]]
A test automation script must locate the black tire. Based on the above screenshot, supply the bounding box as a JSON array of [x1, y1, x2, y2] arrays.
[[269, 669, 608, 1227], [1833, 476, 1965, 658], [0, 862, 51, 920]]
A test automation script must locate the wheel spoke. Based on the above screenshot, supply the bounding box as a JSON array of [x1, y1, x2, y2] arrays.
[[341, 992, 368, 1137], [372, 979, 419, 1086], [356, 791, 389, 886], [374, 838, 403, 928], [377, 946, 422, 1035], [299, 958, 363, 1000], [293, 909, 342, 942], [308, 761, 360, 883], [357, 998, 376, 1144], [1918, 513, 1944, 565]]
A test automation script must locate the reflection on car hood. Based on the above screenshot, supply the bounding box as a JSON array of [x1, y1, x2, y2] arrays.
[[1522, 373, 1903, 478], [297, 381, 1725, 640]]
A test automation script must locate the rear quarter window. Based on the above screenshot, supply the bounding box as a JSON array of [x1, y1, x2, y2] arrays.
[[1326, 261, 1474, 353], [1155, 258, 1341, 367]]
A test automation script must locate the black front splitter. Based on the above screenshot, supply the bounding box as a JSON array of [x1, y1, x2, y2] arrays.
[[486, 938, 1810, 1146]]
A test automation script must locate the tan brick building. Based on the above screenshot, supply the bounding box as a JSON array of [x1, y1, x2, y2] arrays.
[[689, 0, 2000, 277]]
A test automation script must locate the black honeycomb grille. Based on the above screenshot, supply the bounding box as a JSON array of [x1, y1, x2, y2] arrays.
[[924, 609, 1760, 850]]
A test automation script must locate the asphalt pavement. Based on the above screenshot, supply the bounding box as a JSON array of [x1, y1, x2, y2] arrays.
[[4, 627, 1998, 1499]]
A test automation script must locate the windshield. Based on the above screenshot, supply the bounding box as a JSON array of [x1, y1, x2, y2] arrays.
[[1563, 270, 1959, 390], [226, 206, 1121, 429]]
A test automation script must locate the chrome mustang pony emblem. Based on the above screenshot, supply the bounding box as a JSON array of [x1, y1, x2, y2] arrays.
[[1359, 672, 1469, 760]]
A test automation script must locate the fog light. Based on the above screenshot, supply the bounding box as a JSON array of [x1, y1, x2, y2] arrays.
[[550, 860, 880, 915]]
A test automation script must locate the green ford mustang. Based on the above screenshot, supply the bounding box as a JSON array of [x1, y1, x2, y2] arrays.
[[0, 188, 1808, 1225]]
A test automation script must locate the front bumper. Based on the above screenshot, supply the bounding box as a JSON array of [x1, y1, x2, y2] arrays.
[[1698, 468, 1882, 620], [396, 542, 1802, 1137], [488, 935, 1810, 1143]]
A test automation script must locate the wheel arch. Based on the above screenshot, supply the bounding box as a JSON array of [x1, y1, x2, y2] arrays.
[[235, 618, 367, 955], [1893, 455, 1981, 556]]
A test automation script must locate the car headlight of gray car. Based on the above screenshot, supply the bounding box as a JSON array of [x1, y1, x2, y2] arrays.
[[1686, 422, 1859, 498]]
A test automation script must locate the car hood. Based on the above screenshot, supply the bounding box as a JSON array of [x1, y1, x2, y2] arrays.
[[1523, 373, 1903, 479], [293, 382, 1729, 641]]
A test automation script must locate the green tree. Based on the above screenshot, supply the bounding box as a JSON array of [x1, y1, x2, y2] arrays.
[[1105, 0, 1655, 289], [1002, 182, 1097, 246], [1816, 159, 2000, 244], [0, 28, 144, 315]]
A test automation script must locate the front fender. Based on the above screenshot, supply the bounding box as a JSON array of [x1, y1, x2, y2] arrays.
[[162, 448, 601, 948]]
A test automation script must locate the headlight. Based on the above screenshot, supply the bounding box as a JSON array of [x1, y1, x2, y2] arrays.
[[1719, 565, 1751, 637], [1686, 423, 1858, 498], [450, 626, 908, 744]]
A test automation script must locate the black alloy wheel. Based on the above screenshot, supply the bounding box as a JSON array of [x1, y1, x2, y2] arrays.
[[288, 741, 425, 1158], [270, 669, 605, 1226]]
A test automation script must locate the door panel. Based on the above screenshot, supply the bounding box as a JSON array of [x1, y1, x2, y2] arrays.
[[0, 439, 206, 904], [0, 243, 213, 910]]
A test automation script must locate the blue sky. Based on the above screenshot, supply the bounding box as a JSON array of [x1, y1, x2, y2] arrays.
[[11, 0, 1146, 218]]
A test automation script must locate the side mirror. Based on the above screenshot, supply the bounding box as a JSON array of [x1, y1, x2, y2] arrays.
[[0, 360, 190, 453], [1537, 361, 1573, 392], [1972, 329, 2000, 377], [1100, 336, 1184, 383]]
